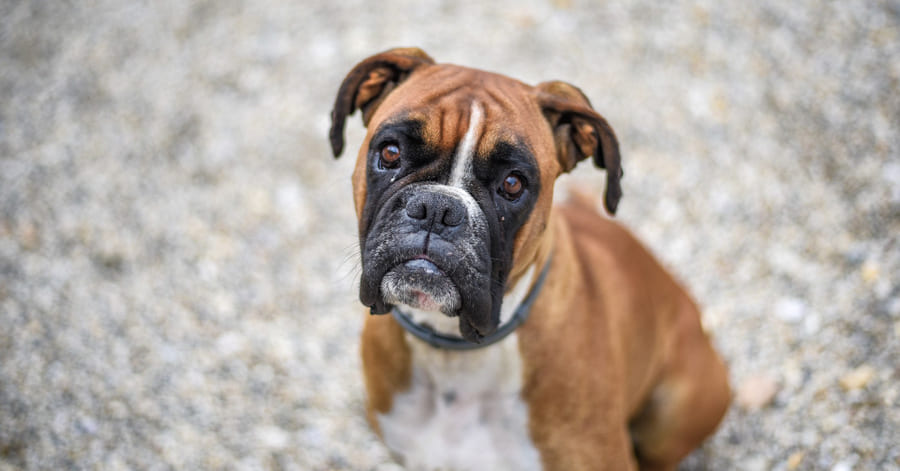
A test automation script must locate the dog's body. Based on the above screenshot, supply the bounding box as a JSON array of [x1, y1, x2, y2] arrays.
[[330, 48, 730, 471]]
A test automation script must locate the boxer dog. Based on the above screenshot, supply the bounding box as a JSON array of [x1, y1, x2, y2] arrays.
[[329, 48, 730, 471]]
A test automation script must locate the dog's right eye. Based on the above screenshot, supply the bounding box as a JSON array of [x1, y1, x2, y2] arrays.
[[498, 172, 525, 200], [379, 143, 401, 169]]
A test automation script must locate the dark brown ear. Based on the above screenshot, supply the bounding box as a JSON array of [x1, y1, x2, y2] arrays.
[[536, 81, 623, 214], [329, 47, 435, 157]]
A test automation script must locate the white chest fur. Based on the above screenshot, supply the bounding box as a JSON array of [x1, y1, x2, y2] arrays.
[[377, 332, 541, 471]]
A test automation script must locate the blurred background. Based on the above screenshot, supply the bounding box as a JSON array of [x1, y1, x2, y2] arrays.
[[1, 1, 898, 469]]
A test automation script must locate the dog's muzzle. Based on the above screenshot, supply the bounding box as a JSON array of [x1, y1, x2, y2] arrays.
[[359, 183, 494, 342]]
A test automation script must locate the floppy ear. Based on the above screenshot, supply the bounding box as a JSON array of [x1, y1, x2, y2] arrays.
[[536, 81, 623, 215], [329, 47, 435, 157]]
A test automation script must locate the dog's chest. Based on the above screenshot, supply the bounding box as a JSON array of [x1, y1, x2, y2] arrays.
[[376, 332, 541, 471]]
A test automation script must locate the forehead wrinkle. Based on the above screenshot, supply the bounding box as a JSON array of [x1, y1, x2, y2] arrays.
[[439, 102, 461, 152], [484, 86, 522, 115], [474, 86, 537, 158]]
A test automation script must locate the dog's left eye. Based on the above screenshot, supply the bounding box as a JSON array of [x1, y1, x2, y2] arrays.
[[379, 143, 401, 168], [499, 172, 525, 200]]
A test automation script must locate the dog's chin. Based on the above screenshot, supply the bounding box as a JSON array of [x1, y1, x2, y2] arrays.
[[380, 259, 461, 315]]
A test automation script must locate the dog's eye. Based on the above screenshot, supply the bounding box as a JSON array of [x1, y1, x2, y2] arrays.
[[379, 143, 401, 168], [499, 172, 525, 200]]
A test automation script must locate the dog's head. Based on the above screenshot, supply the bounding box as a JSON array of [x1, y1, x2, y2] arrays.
[[330, 48, 622, 342]]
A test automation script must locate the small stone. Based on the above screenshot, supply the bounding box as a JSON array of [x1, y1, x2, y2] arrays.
[[18, 220, 40, 251], [266, 333, 295, 363], [861, 260, 880, 283], [839, 365, 876, 391], [736, 374, 779, 410], [882, 386, 898, 407], [803, 313, 821, 335], [215, 331, 247, 357], [832, 462, 852, 471], [876, 279, 892, 300], [276, 182, 310, 234], [374, 463, 406, 471], [822, 411, 849, 432], [887, 297, 900, 316], [884, 161, 900, 203], [787, 451, 805, 470], [743, 456, 769, 471], [255, 425, 290, 450], [246, 187, 273, 217], [801, 428, 818, 446], [106, 400, 130, 420], [775, 297, 807, 323], [832, 454, 859, 471], [76, 416, 98, 435]]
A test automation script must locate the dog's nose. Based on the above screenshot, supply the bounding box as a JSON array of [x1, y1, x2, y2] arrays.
[[406, 192, 466, 228]]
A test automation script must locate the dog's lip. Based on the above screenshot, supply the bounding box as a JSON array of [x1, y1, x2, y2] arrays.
[[404, 255, 447, 274], [380, 255, 461, 316], [404, 257, 443, 275]]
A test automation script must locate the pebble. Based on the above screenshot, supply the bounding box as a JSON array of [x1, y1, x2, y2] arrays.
[[17, 220, 40, 251], [883, 162, 900, 203], [861, 260, 880, 283], [736, 374, 780, 410], [775, 297, 807, 324], [276, 182, 311, 234], [374, 464, 406, 471], [786, 451, 805, 470], [839, 365, 876, 391], [832, 454, 859, 471], [76, 416, 99, 435], [803, 313, 821, 335], [255, 425, 290, 450], [888, 297, 900, 317], [742, 456, 769, 471], [216, 331, 248, 357], [265, 332, 295, 364]]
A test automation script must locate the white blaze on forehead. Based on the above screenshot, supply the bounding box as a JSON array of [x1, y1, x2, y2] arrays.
[[448, 102, 484, 188]]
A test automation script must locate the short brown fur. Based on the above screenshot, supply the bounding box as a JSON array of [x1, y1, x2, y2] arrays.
[[360, 313, 412, 436], [517, 196, 730, 470]]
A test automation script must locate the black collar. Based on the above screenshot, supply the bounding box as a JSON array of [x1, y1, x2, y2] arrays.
[[390, 256, 552, 350]]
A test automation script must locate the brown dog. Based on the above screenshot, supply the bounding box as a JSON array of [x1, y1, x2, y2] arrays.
[[329, 48, 730, 471]]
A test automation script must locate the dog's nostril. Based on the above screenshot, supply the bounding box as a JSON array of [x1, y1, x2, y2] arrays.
[[406, 200, 427, 220], [405, 193, 466, 226], [441, 207, 464, 227]]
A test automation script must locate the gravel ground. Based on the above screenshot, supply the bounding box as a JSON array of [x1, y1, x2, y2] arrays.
[[1, 1, 898, 470]]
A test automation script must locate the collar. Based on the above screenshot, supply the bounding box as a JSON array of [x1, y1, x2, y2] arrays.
[[390, 255, 552, 350]]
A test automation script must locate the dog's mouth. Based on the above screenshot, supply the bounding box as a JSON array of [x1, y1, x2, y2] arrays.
[[379, 257, 461, 316], [359, 183, 500, 342]]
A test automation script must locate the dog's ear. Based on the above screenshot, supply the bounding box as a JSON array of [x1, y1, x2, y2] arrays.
[[536, 81, 623, 215], [329, 47, 435, 157]]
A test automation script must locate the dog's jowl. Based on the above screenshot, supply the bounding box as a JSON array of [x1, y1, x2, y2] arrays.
[[330, 48, 730, 471]]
